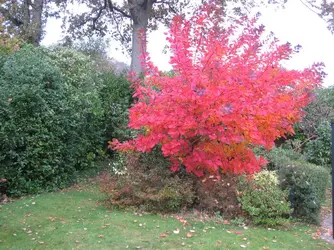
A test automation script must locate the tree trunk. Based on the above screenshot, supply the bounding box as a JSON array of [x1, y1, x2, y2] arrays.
[[30, 0, 44, 45], [129, 0, 153, 76], [22, 0, 30, 33]]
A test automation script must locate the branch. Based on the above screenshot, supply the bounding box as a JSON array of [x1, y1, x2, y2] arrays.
[[91, 0, 106, 31], [153, 0, 177, 14], [293, 134, 317, 152], [108, 0, 131, 18], [299, 0, 328, 23], [0, 6, 24, 26]]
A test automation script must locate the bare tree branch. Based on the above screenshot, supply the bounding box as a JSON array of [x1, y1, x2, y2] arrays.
[[92, 0, 107, 30], [108, 0, 131, 18], [299, 0, 333, 31], [300, 0, 322, 16], [153, 0, 177, 13]]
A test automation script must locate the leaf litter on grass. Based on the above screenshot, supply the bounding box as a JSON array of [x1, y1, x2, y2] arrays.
[[0, 183, 332, 249]]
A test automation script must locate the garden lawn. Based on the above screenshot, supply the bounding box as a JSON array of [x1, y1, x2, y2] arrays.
[[0, 182, 332, 250]]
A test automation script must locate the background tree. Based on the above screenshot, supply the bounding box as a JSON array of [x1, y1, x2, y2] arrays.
[[65, 0, 270, 75], [66, 0, 192, 75], [0, 0, 64, 45]]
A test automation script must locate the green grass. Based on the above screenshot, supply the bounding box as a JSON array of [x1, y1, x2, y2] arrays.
[[0, 182, 332, 250]]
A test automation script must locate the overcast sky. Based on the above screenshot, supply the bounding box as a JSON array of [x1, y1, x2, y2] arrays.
[[42, 0, 334, 87]]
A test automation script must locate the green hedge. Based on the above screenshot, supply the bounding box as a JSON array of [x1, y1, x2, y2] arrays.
[[278, 161, 329, 224], [0, 45, 104, 196]]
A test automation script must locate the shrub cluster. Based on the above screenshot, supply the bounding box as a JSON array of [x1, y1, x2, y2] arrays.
[[238, 170, 291, 226], [0, 45, 132, 196], [101, 148, 245, 217], [100, 149, 195, 212], [278, 161, 329, 224], [101, 146, 329, 226]]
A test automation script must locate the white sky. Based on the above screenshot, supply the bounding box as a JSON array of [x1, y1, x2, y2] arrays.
[[42, 0, 334, 87]]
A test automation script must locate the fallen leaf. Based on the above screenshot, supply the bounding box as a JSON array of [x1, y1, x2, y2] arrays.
[[160, 233, 167, 238], [48, 217, 55, 222], [38, 241, 44, 244], [98, 235, 104, 238], [235, 231, 243, 235], [186, 232, 192, 238]]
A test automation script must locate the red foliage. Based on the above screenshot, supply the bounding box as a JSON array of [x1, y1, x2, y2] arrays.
[[111, 2, 325, 177]]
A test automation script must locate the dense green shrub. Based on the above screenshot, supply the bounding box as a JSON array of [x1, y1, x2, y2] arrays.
[[100, 72, 133, 142], [304, 121, 331, 171], [299, 87, 334, 139], [238, 170, 291, 226], [279, 161, 329, 224], [0, 45, 104, 196], [254, 146, 303, 171], [100, 149, 195, 212]]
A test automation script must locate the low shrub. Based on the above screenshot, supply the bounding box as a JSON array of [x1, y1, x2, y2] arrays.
[[238, 170, 291, 226], [100, 149, 195, 212], [193, 174, 243, 218], [279, 161, 329, 224]]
